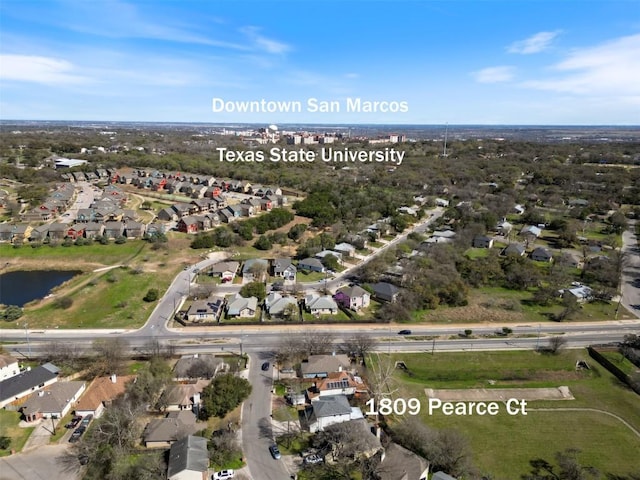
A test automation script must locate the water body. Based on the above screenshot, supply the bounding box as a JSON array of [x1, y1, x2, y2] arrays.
[[0, 270, 80, 307]]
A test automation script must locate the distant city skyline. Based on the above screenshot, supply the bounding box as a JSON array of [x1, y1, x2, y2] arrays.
[[1, 0, 638, 125]]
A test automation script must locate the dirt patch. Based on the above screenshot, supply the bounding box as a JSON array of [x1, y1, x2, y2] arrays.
[[425, 386, 574, 401], [420, 304, 527, 323]]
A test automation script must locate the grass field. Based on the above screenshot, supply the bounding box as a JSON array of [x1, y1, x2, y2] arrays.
[[0, 410, 34, 456], [367, 350, 640, 479], [2, 236, 199, 329]]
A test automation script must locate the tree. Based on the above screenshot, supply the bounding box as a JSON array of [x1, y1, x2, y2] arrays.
[[253, 234, 272, 250], [239, 281, 266, 302], [340, 333, 376, 365], [143, 288, 159, 302], [92, 337, 128, 376], [200, 373, 252, 419], [321, 253, 340, 271], [546, 336, 567, 354], [208, 430, 242, 469], [522, 448, 599, 480], [0, 436, 10, 450]]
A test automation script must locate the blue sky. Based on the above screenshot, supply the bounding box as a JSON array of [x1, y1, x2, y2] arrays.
[[0, 0, 638, 125]]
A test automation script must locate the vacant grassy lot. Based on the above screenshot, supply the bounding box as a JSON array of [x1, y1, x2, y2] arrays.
[[0, 409, 34, 456], [2, 236, 200, 329], [368, 350, 640, 479], [414, 286, 627, 324]]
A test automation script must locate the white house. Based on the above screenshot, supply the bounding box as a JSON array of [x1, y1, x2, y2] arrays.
[[307, 394, 364, 433], [0, 354, 20, 381]]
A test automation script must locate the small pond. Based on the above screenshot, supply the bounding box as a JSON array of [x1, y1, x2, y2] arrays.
[[0, 270, 81, 307]]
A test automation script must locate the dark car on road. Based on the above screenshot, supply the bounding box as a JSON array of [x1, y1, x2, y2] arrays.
[[269, 444, 281, 459], [398, 329, 412, 335], [69, 425, 86, 443], [65, 415, 82, 429], [261, 362, 270, 371]]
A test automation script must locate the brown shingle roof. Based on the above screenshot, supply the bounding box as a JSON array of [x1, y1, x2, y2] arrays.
[[74, 375, 135, 412]]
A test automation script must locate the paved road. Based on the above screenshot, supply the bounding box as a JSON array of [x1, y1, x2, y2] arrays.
[[0, 444, 81, 480], [620, 219, 640, 318], [241, 353, 291, 480]]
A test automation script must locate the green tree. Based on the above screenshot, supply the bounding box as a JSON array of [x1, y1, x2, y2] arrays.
[[2, 305, 23, 322], [143, 288, 159, 302], [254, 235, 273, 250], [239, 281, 266, 301], [200, 373, 252, 419]]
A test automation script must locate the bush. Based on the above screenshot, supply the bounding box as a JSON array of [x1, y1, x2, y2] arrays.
[[54, 297, 73, 309], [2, 305, 23, 322], [0, 435, 10, 450], [143, 288, 159, 302]]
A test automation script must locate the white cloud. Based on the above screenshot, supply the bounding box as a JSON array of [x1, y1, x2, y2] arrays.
[[0, 54, 89, 85], [472, 66, 515, 83], [240, 26, 290, 54], [508, 31, 561, 54], [522, 33, 640, 96], [344, 73, 359, 79]]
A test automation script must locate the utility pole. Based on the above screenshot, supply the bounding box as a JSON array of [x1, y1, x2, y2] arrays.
[[25, 322, 31, 358], [536, 324, 541, 351]]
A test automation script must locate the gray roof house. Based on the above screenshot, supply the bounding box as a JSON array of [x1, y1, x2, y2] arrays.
[[502, 243, 526, 257], [21, 381, 86, 422], [143, 410, 198, 448], [305, 294, 339, 316], [167, 435, 209, 480], [208, 261, 240, 281], [307, 394, 364, 433], [272, 258, 297, 281], [375, 442, 430, 480], [298, 257, 325, 273], [266, 293, 299, 319], [0, 363, 60, 408], [301, 354, 352, 379], [531, 247, 553, 262], [370, 282, 400, 303], [472, 235, 494, 249], [242, 258, 269, 282], [226, 294, 258, 318], [173, 354, 225, 381], [432, 472, 457, 480]]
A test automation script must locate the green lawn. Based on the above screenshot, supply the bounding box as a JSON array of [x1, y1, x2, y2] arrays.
[[0, 241, 146, 265], [296, 271, 326, 282], [0, 410, 34, 456], [367, 350, 640, 479]]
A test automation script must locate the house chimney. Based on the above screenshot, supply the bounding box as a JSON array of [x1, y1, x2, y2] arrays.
[[38, 391, 45, 397], [110, 374, 117, 384], [338, 365, 343, 372]]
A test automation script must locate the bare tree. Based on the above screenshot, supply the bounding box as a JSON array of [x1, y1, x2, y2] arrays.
[[92, 337, 129, 376], [340, 333, 377, 365], [365, 353, 399, 423], [547, 336, 568, 354]]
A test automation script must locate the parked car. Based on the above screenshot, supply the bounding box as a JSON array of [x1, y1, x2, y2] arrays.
[[269, 444, 281, 459], [65, 415, 82, 429], [303, 454, 323, 465], [398, 329, 412, 335], [80, 414, 93, 426], [261, 362, 270, 371], [212, 470, 235, 479], [69, 425, 86, 443]]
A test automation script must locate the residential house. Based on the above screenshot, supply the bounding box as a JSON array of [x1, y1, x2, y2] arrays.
[[435, 198, 450, 207], [167, 435, 209, 480], [158, 207, 178, 222], [177, 217, 200, 234], [305, 294, 339, 316], [242, 258, 269, 282], [334, 243, 357, 258], [325, 419, 382, 461], [208, 261, 239, 282], [265, 293, 298, 319], [29, 224, 50, 243], [307, 371, 366, 399], [76, 208, 96, 223], [431, 230, 456, 242], [520, 225, 542, 238], [124, 221, 146, 238], [0, 224, 14, 242], [306, 394, 364, 433], [272, 258, 297, 282], [21, 381, 86, 421], [66, 223, 86, 240], [10, 224, 32, 244], [84, 222, 105, 239], [226, 294, 258, 318], [143, 410, 199, 448], [186, 298, 225, 323], [159, 380, 208, 412], [496, 219, 513, 236], [370, 282, 400, 303], [74, 374, 135, 418], [472, 235, 494, 248], [104, 221, 125, 239], [334, 285, 370, 311], [298, 257, 325, 273], [531, 247, 553, 262], [173, 354, 225, 381], [501, 243, 526, 257], [47, 223, 68, 241], [301, 354, 352, 379], [0, 363, 60, 407], [564, 285, 593, 303], [0, 354, 20, 381], [375, 442, 430, 480], [316, 250, 341, 261]]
